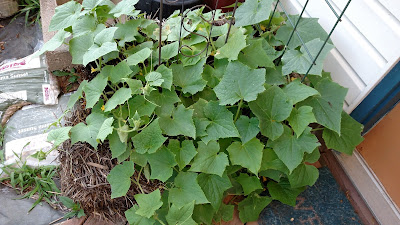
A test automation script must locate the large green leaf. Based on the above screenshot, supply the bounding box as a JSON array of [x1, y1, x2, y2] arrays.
[[282, 39, 334, 76], [267, 182, 304, 206], [83, 73, 108, 109], [189, 141, 229, 177], [235, 116, 260, 144], [215, 28, 247, 61], [260, 148, 289, 175], [109, 0, 139, 17], [166, 201, 197, 225], [109, 62, 133, 84], [156, 65, 173, 90], [83, 42, 118, 66], [169, 172, 210, 208], [147, 146, 177, 182], [238, 38, 275, 69], [159, 41, 179, 61], [128, 95, 157, 117], [96, 117, 114, 142], [49, 1, 82, 31], [172, 59, 207, 95], [214, 61, 266, 105], [125, 206, 156, 225], [299, 78, 348, 134], [70, 113, 107, 149], [126, 48, 152, 66], [145, 72, 164, 87], [134, 189, 163, 218], [227, 138, 264, 175], [107, 161, 134, 199], [288, 163, 319, 188], [47, 127, 72, 147], [287, 106, 316, 138], [132, 118, 167, 154], [276, 16, 330, 49], [69, 33, 94, 65], [236, 173, 262, 195], [67, 80, 88, 109], [238, 193, 272, 223], [234, 0, 274, 27], [214, 204, 234, 223], [147, 88, 180, 117], [168, 140, 197, 171], [323, 112, 364, 155], [104, 88, 132, 112], [72, 14, 97, 37], [36, 30, 71, 56], [82, 0, 114, 12], [159, 104, 196, 138], [201, 101, 240, 144], [197, 173, 232, 210], [109, 130, 127, 159], [114, 19, 141, 46], [269, 126, 319, 172], [248, 86, 293, 140], [122, 78, 143, 95], [282, 79, 320, 104], [193, 204, 214, 225]]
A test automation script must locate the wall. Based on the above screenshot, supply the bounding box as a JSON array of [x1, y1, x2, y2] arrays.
[[280, 0, 400, 113]]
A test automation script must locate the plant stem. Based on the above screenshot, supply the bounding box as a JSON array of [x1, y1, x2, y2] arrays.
[[234, 99, 244, 122], [311, 127, 324, 132]]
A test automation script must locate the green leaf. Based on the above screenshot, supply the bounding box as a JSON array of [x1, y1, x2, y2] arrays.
[[159, 41, 179, 60], [214, 204, 234, 223], [59, 196, 75, 209], [214, 61, 266, 105], [145, 72, 164, 87], [287, 106, 316, 137], [107, 161, 135, 199], [227, 138, 264, 175], [72, 14, 97, 37], [248, 86, 293, 140], [109, 62, 133, 84], [234, 0, 273, 27], [269, 126, 319, 172], [168, 140, 197, 171], [132, 119, 166, 154], [47, 127, 72, 146], [189, 141, 229, 177], [109, 0, 139, 17], [166, 201, 197, 225], [288, 163, 319, 188], [96, 117, 114, 142], [134, 189, 163, 218], [82, 0, 114, 12], [156, 65, 173, 90], [147, 88, 181, 117], [169, 172, 210, 208], [49, 1, 82, 31], [282, 80, 320, 104], [125, 206, 156, 225], [235, 116, 260, 144], [238, 39, 275, 69], [68, 80, 88, 109], [323, 112, 364, 154], [172, 59, 207, 95], [128, 95, 157, 117], [238, 193, 272, 223], [126, 48, 152, 66], [260, 148, 289, 175], [299, 78, 347, 134], [193, 204, 214, 225], [122, 78, 143, 95], [108, 130, 127, 158], [197, 173, 232, 210], [201, 101, 240, 144], [236, 173, 262, 195], [159, 104, 196, 138], [83, 42, 118, 66], [215, 28, 247, 61], [305, 148, 320, 163], [147, 146, 177, 182], [70, 113, 107, 149], [83, 73, 108, 109], [114, 19, 141, 46], [282, 39, 334, 76], [267, 182, 304, 206], [276, 16, 330, 49], [35, 30, 71, 56], [69, 33, 94, 65], [104, 88, 132, 112], [265, 66, 286, 85]]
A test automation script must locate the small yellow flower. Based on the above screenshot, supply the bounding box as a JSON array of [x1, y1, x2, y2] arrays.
[[91, 67, 97, 73], [139, 71, 143, 76], [101, 105, 105, 111], [198, 27, 203, 31], [260, 25, 267, 31], [210, 51, 215, 56], [291, 77, 297, 82]]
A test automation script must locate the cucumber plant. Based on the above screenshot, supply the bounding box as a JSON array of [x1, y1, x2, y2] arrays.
[[40, 0, 364, 223]]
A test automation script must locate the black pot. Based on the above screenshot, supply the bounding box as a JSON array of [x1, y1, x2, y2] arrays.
[[136, 0, 203, 19]]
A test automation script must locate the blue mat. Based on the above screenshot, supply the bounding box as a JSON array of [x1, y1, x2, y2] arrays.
[[259, 167, 362, 225]]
